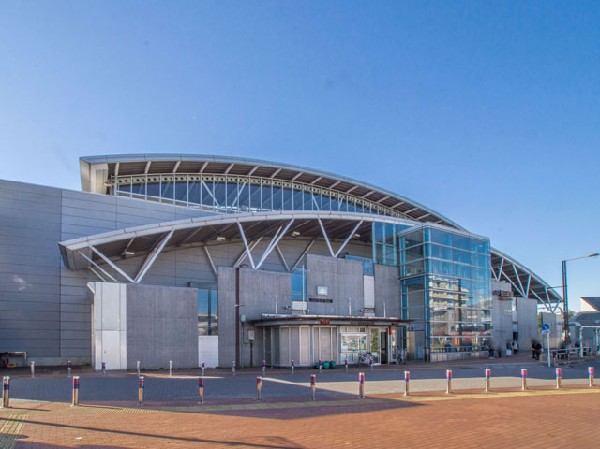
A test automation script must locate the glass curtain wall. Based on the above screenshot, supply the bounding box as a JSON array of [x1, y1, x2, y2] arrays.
[[373, 222, 492, 360], [112, 175, 400, 217], [198, 288, 218, 336]]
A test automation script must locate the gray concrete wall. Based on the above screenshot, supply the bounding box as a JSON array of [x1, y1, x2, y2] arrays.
[[374, 264, 401, 318], [517, 296, 539, 348], [217, 266, 291, 368], [305, 254, 364, 315], [126, 283, 198, 369], [492, 297, 513, 351], [0, 181, 63, 363]]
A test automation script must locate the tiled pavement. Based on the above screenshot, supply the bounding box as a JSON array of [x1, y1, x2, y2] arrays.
[[2, 354, 600, 448]]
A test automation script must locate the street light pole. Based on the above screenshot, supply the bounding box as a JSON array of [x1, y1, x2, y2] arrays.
[[561, 252, 599, 343]]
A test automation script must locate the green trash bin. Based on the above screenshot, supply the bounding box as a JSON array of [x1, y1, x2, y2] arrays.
[[330, 361, 336, 369], [322, 361, 330, 369]]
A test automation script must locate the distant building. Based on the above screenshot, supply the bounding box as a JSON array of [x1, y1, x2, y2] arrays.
[[573, 297, 600, 351], [0, 154, 561, 368]]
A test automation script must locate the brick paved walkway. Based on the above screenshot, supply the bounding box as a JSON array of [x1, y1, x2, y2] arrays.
[[3, 354, 600, 448], [2, 388, 600, 448]]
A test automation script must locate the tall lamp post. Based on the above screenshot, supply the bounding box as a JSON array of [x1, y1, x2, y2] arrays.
[[561, 252, 599, 343]]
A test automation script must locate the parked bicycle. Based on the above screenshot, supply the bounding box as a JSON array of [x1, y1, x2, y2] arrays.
[[358, 352, 373, 366]]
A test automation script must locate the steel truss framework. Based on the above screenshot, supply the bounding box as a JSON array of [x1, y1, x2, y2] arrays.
[[59, 211, 561, 308]]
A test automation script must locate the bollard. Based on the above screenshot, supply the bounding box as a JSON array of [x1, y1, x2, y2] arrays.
[[232, 361, 236, 376], [256, 376, 263, 402], [445, 369, 453, 395], [102, 362, 106, 376], [198, 377, 204, 404], [71, 376, 80, 406], [404, 370, 410, 397], [310, 374, 316, 400], [589, 367, 595, 387], [137, 360, 141, 376], [67, 360, 72, 378], [556, 367, 562, 389], [369, 356, 374, 372], [138, 375, 144, 405], [521, 368, 528, 390], [2, 376, 9, 408], [319, 359, 322, 372], [31, 361, 36, 379], [169, 360, 173, 377], [262, 359, 266, 375], [201, 361, 205, 377], [345, 358, 348, 372], [358, 372, 366, 398], [484, 368, 491, 393], [291, 360, 294, 375]]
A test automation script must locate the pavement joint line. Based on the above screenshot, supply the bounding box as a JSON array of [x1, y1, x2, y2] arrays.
[[385, 387, 600, 402], [0, 414, 28, 449]]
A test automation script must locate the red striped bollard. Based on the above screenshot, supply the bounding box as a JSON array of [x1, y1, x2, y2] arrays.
[[445, 369, 453, 394], [556, 368, 562, 389], [138, 375, 144, 405], [71, 376, 80, 406], [404, 370, 410, 397], [198, 377, 204, 404], [358, 372, 366, 398], [2, 376, 9, 408], [256, 376, 263, 402], [310, 374, 316, 400], [484, 368, 491, 393], [589, 367, 595, 387], [521, 368, 528, 390]]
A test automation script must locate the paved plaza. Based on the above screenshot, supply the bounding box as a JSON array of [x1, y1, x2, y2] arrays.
[[2, 354, 600, 448]]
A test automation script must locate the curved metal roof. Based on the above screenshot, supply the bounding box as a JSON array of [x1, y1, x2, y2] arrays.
[[58, 208, 561, 305], [77, 154, 561, 305], [80, 154, 466, 229]]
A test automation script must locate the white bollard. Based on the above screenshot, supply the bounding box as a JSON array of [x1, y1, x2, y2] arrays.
[[256, 376, 263, 402], [232, 361, 236, 376], [137, 360, 141, 376], [67, 360, 72, 378], [556, 368, 562, 389], [31, 361, 35, 379], [445, 369, 453, 394], [310, 374, 316, 400], [198, 377, 204, 404], [201, 361, 205, 377], [169, 360, 173, 377], [71, 376, 80, 407], [358, 372, 366, 399], [484, 368, 491, 393], [2, 376, 9, 408]]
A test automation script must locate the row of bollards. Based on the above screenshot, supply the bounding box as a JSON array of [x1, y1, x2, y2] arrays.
[[5, 367, 597, 409]]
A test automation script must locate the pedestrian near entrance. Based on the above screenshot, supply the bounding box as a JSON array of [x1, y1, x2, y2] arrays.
[[512, 340, 519, 355]]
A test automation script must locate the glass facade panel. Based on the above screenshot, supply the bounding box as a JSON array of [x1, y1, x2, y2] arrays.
[[161, 178, 174, 200], [175, 181, 187, 202], [198, 288, 218, 336], [399, 225, 492, 359]]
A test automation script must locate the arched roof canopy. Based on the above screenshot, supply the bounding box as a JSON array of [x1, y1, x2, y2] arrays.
[[80, 154, 465, 229], [59, 210, 561, 306]]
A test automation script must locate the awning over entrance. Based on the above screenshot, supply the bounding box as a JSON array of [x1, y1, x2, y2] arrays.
[[249, 314, 409, 328]]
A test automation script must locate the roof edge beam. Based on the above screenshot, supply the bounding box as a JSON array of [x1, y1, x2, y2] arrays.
[[91, 246, 135, 283], [79, 252, 118, 282], [237, 222, 256, 269], [334, 220, 363, 257], [255, 220, 294, 269], [135, 230, 174, 283]]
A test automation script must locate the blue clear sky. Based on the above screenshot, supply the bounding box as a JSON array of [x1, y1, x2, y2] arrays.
[[1, 1, 599, 310]]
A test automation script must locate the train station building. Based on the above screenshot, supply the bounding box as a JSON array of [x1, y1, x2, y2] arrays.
[[0, 154, 560, 369]]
